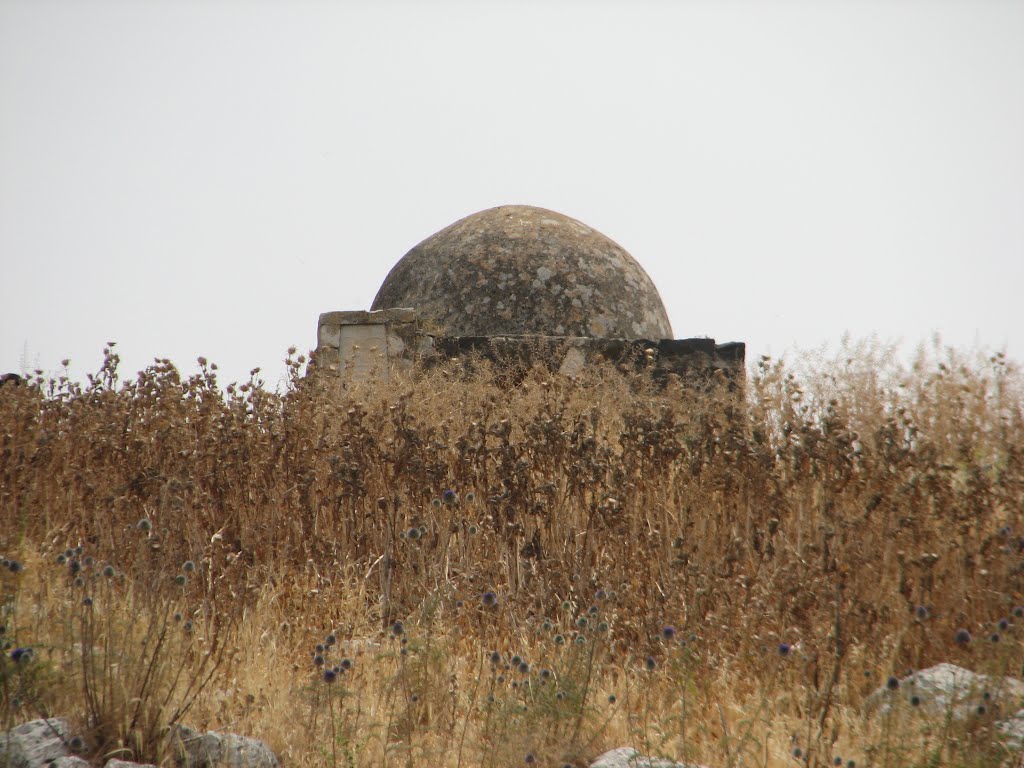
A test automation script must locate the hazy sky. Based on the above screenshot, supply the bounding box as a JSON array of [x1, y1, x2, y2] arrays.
[[2, 1, 1022, 388]]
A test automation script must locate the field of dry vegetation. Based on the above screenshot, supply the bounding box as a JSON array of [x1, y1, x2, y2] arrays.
[[1, 340, 1022, 768]]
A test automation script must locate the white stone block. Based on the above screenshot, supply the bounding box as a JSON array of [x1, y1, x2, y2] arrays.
[[339, 324, 389, 382], [318, 323, 341, 348]]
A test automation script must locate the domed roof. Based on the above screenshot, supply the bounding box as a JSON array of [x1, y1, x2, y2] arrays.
[[371, 205, 673, 339]]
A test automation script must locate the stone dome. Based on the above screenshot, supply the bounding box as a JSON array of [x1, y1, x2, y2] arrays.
[[371, 205, 673, 339]]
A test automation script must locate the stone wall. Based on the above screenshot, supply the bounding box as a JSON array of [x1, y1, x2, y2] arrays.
[[313, 308, 745, 388], [313, 308, 431, 381], [428, 336, 745, 386]]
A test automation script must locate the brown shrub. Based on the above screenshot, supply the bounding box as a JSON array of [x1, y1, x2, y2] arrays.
[[1, 339, 1021, 767]]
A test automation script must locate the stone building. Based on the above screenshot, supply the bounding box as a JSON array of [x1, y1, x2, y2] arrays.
[[314, 205, 743, 385]]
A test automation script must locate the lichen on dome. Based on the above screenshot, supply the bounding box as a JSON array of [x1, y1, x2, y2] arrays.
[[370, 205, 673, 340]]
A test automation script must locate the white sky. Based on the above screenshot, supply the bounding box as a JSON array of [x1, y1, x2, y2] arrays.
[[2, 0, 1023, 388]]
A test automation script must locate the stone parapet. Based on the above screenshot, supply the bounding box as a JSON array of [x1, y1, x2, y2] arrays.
[[314, 308, 744, 389], [430, 335, 744, 386], [314, 308, 429, 381]]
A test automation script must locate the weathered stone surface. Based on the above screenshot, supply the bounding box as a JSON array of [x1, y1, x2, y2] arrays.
[[0, 718, 71, 768], [589, 746, 708, 768], [318, 322, 341, 349], [0, 720, 278, 768], [371, 205, 673, 340], [337, 324, 388, 382], [558, 345, 587, 377], [429, 336, 744, 386], [171, 726, 278, 768], [318, 308, 418, 328], [865, 663, 1024, 719], [52, 758, 91, 768], [104, 760, 157, 768], [315, 307, 426, 379], [865, 663, 1024, 753], [1000, 709, 1024, 748]]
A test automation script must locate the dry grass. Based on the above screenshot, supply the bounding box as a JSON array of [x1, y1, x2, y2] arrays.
[[1, 338, 1022, 768]]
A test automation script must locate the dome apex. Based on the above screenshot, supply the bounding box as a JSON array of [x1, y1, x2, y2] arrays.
[[371, 205, 672, 339]]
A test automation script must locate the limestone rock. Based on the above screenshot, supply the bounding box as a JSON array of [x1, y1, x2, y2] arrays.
[[171, 725, 279, 768], [104, 760, 157, 768], [53, 758, 92, 768], [999, 709, 1024, 749], [0, 718, 71, 768], [589, 746, 709, 768], [866, 662, 1024, 753], [1, 720, 277, 768], [865, 663, 1024, 719]]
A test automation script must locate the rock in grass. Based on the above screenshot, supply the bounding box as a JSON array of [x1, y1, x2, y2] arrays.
[[0, 718, 72, 768], [1000, 709, 1024, 748], [170, 725, 279, 768], [864, 663, 1024, 751], [53, 758, 92, 768], [105, 760, 157, 768], [589, 746, 709, 768], [0, 720, 277, 768], [864, 663, 1024, 719]]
